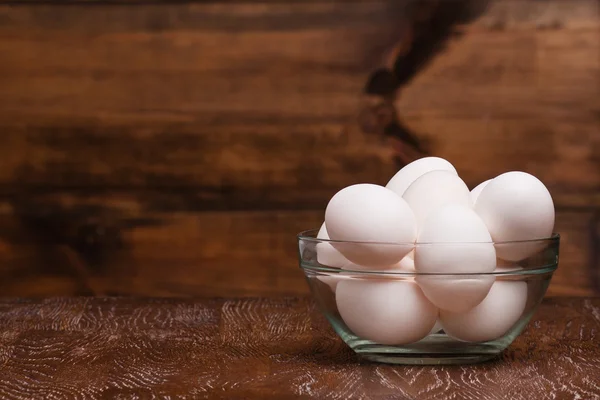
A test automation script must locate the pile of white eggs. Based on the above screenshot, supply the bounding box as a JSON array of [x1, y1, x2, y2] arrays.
[[316, 157, 555, 344]]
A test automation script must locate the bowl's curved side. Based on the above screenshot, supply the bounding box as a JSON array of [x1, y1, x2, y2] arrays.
[[303, 268, 554, 365]]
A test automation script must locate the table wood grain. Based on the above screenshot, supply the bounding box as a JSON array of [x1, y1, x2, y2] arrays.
[[0, 297, 599, 399]]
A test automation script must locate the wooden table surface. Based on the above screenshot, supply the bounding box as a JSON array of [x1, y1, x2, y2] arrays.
[[0, 297, 598, 399]]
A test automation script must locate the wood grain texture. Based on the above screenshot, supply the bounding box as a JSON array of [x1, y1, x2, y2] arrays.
[[592, 211, 600, 293], [0, 297, 598, 399], [0, 0, 598, 209]]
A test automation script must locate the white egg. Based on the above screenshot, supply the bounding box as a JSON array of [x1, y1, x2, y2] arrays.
[[315, 223, 353, 291], [316, 274, 340, 292], [440, 281, 528, 342], [336, 279, 438, 345], [325, 184, 416, 267], [317, 223, 328, 238], [403, 171, 472, 226], [335, 260, 416, 292], [429, 319, 443, 334], [495, 258, 523, 271], [318, 252, 416, 292], [386, 157, 457, 196], [470, 179, 491, 205], [474, 171, 555, 261], [316, 223, 351, 268], [415, 204, 496, 274], [316, 263, 376, 292], [416, 275, 495, 313], [343, 256, 415, 274], [396, 253, 416, 272], [414, 204, 496, 312]]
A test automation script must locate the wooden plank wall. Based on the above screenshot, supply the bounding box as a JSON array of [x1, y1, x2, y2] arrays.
[[0, 0, 598, 297]]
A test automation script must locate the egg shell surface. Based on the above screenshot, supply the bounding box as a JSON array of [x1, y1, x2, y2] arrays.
[[415, 204, 496, 274], [430, 319, 443, 334], [440, 280, 528, 342], [414, 204, 496, 312], [386, 157, 457, 196], [474, 171, 554, 261], [316, 223, 351, 268], [336, 279, 437, 345], [471, 179, 491, 205], [325, 184, 416, 267], [403, 171, 472, 226], [397, 253, 416, 272], [416, 275, 495, 313], [495, 259, 523, 271], [320, 256, 417, 292], [314, 223, 353, 291]]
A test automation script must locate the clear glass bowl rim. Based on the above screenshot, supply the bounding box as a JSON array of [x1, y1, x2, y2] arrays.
[[298, 229, 559, 276], [298, 229, 560, 246]]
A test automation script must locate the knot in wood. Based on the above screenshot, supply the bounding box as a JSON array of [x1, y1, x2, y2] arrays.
[[358, 97, 397, 137], [71, 222, 123, 268]]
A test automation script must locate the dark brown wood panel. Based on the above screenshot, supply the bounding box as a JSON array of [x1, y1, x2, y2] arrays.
[[592, 211, 600, 292], [0, 297, 598, 399], [0, 122, 395, 211], [0, 0, 598, 297], [0, 198, 597, 297], [0, 0, 598, 209]]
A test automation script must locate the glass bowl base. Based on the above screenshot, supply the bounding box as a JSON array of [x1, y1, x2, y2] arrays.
[[358, 352, 499, 365], [346, 334, 509, 365]]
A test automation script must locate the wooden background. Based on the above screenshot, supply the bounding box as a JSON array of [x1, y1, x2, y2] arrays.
[[0, 0, 598, 297]]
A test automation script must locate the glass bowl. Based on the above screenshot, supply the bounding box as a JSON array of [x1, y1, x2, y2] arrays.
[[298, 230, 559, 365]]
